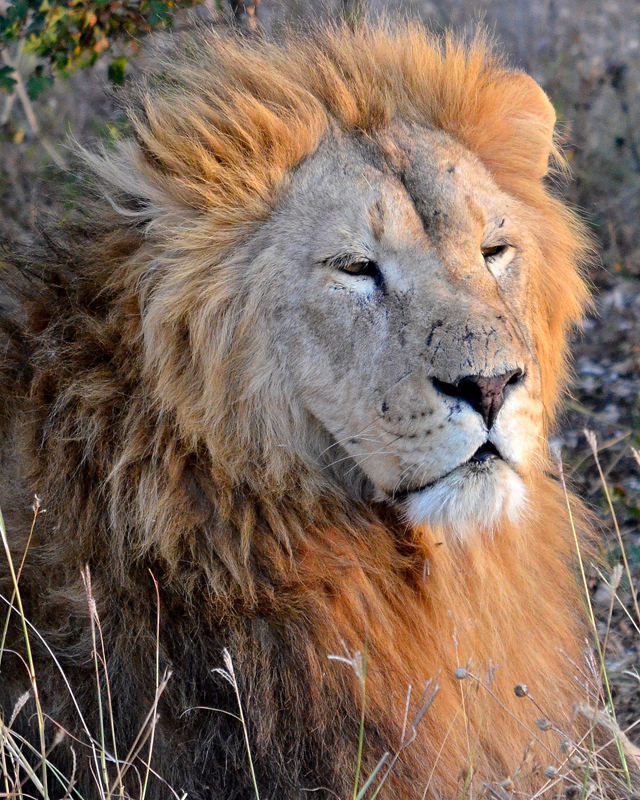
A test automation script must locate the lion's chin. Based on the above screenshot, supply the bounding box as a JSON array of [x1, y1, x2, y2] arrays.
[[401, 460, 528, 542]]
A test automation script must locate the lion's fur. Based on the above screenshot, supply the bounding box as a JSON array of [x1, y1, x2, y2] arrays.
[[0, 21, 609, 800]]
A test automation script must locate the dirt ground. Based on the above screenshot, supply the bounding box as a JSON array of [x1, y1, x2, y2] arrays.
[[1, 0, 639, 747]]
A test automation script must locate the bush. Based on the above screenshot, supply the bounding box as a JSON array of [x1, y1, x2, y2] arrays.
[[0, 0, 205, 97]]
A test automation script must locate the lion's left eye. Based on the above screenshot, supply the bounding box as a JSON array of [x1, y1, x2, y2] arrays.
[[481, 245, 509, 261]]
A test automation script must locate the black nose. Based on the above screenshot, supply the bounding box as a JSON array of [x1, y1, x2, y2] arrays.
[[432, 368, 524, 428]]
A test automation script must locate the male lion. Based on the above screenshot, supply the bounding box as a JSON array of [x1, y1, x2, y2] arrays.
[[0, 20, 623, 800]]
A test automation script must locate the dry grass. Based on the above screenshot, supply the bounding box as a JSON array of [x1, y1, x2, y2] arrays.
[[0, 502, 182, 800]]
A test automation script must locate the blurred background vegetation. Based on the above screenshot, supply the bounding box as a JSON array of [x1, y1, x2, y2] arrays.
[[1, 0, 639, 738]]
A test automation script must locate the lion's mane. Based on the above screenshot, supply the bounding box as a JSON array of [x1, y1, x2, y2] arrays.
[[0, 22, 602, 800]]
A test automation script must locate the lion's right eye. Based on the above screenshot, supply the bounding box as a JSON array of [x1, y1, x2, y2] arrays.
[[340, 260, 380, 278], [325, 255, 385, 290], [337, 259, 385, 291]]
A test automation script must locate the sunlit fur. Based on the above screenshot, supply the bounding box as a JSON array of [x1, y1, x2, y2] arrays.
[[0, 21, 613, 800]]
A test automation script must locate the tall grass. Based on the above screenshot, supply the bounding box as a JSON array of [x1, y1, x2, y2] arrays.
[[0, 501, 182, 800]]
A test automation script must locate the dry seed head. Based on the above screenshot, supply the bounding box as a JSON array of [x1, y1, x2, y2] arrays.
[[9, 690, 31, 727], [514, 683, 529, 697], [536, 717, 552, 731], [564, 787, 581, 799], [543, 766, 558, 779], [567, 755, 584, 770], [610, 563, 623, 593], [583, 428, 598, 453], [52, 726, 66, 747], [549, 440, 563, 471], [559, 739, 571, 754], [454, 667, 468, 680]]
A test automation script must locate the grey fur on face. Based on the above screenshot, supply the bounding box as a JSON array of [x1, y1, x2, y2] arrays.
[[247, 123, 542, 538]]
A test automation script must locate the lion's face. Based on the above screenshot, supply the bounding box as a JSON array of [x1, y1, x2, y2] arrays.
[[90, 27, 588, 543], [258, 123, 545, 538]]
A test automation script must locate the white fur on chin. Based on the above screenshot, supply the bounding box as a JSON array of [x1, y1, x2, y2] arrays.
[[403, 461, 528, 542]]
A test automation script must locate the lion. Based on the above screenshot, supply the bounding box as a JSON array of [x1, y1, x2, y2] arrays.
[[0, 20, 631, 800]]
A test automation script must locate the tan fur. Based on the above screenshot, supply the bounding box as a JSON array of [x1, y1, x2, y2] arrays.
[[0, 21, 617, 800]]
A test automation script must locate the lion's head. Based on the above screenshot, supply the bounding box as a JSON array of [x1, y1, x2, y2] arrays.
[[88, 23, 590, 542]]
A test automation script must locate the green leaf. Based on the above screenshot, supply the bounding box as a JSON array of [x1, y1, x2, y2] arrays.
[[108, 56, 127, 85], [147, 0, 172, 27], [26, 64, 54, 99], [0, 65, 17, 94]]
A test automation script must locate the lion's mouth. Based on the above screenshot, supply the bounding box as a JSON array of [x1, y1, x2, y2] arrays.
[[468, 442, 501, 463], [392, 441, 504, 501]]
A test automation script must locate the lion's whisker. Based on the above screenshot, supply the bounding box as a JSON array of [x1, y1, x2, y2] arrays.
[[317, 419, 384, 457], [322, 434, 405, 472]]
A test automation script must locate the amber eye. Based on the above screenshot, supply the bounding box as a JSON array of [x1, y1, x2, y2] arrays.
[[482, 245, 508, 260], [339, 259, 385, 289], [340, 260, 379, 277]]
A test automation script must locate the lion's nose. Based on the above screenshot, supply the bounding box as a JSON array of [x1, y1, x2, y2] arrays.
[[432, 368, 524, 428]]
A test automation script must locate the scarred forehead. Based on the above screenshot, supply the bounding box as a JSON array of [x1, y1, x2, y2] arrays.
[[284, 121, 519, 263], [374, 122, 520, 243]]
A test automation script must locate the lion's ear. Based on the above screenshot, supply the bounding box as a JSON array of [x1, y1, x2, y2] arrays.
[[469, 72, 557, 182], [505, 73, 556, 178]]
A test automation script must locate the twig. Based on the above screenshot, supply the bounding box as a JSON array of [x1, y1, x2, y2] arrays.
[[601, 564, 623, 660], [1, 50, 40, 135], [0, 49, 66, 170], [353, 641, 368, 800], [108, 669, 173, 795], [81, 567, 111, 795], [0, 495, 41, 669], [141, 569, 162, 800], [1, 90, 17, 126], [369, 676, 439, 800]]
